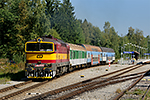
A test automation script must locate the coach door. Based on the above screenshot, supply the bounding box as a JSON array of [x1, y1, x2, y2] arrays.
[[98, 54, 100, 64], [91, 54, 93, 65]]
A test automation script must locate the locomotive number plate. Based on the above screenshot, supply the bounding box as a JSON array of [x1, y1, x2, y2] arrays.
[[35, 64, 44, 67], [37, 54, 43, 58]]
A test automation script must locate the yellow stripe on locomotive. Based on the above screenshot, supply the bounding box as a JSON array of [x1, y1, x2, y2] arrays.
[[26, 53, 68, 60]]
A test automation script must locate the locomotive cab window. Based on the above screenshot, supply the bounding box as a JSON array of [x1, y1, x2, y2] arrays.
[[26, 43, 53, 51]]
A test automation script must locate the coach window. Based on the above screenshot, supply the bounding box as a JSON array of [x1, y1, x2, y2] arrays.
[[72, 51, 73, 59], [73, 51, 75, 59], [88, 53, 90, 58], [78, 51, 80, 58], [79, 51, 80, 58], [76, 51, 78, 59], [85, 52, 86, 58], [75, 51, 77, 59]]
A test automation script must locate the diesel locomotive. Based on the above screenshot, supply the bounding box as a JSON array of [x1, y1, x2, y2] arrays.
[[25, 35, 70, 79], [25, 35, 115, 79]]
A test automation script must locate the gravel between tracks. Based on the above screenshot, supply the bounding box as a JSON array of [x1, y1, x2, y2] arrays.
[[0, 59, 149, 100]]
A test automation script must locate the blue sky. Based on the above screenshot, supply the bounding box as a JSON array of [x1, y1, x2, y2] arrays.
[[62, 0, 150, 37]]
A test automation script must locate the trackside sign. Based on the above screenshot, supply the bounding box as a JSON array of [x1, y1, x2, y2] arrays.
[[123, 51, 134, 54], [144, 53, 150, 55]]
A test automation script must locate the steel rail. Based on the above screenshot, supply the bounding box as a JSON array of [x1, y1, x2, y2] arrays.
[[0, 80, 32, 93], [0, 64, 115, 100], [54, 74, 143, 100], [141, 84, 150, 100], [0, 80, 48, 100], [112, 70, 150, 100], [25, 65, 145, 100]]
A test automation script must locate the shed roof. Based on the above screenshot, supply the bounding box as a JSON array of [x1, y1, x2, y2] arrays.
[[133, 51, 140, 54]]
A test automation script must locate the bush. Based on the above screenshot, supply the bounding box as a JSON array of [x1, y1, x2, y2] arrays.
[[0, 58, 25, 81], [1, 64, 19, 74], [13, 53, 26, 63], [0, 58, 25, 74], [17, 61, 25, 70]]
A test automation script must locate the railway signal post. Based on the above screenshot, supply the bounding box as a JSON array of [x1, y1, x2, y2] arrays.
[[109, 60, 111, 69]]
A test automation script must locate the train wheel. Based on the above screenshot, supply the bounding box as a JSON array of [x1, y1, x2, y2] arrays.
[[52, 71, 56, 78], [56, 67, 62, 76]]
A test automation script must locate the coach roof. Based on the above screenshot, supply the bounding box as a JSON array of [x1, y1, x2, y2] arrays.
[[67, 43, 86, 51], [80, 44, 102, 52], [100, 47, 115, 52]]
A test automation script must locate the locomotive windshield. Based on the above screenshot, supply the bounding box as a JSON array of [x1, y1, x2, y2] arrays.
[[26, 43, 53, 51]]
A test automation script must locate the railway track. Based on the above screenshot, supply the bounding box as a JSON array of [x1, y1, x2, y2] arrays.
[[0, 80, 32, 93], [0, 63, 116, 100], [25, 64, 148, 100], [113, 72, 150, 100], [0, 80, 49, 100], [141, 83, 150, 100]]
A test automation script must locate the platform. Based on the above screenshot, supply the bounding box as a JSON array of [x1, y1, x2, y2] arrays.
[[118, 59, 150, 65]]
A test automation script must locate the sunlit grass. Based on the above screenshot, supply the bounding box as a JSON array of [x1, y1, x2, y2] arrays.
[[0, 58, 25, 83]]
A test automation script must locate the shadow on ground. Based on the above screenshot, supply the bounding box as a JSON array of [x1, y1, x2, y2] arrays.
[[0, 71, 26, 81]]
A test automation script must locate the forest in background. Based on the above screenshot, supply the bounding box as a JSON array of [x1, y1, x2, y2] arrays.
[[0, 0, 150, 63]]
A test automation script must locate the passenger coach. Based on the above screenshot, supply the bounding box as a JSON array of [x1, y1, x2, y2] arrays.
[[80, 44, 102, 66], [100, 47, 115, 64], [67, 43, 87, 71]]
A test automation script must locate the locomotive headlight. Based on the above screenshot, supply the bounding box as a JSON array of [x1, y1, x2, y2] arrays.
[[48, 64, 52, 67], [46, 63, 51, 67], [31, 64, 34, 67], [27, 64, 31, 67], [44, 64, 48, 67], [26, 67, 33, 72], [37, 37, 42, 43]]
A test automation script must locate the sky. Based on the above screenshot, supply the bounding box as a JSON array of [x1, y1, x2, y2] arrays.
[[62, 0, 150, 37]]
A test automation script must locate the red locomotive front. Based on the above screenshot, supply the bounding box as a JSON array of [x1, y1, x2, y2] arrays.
[[25, 35, 70, 79]]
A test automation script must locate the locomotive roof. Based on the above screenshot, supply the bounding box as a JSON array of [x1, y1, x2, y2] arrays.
[[67, 43, 86, 51], [80, 44, 102, 52], [100, 47, 115, 53], [26, 37, 66, 44]]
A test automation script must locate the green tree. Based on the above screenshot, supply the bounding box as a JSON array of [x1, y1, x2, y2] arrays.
[[127, 27, 135, 44], [0, 0, 20, 59], [48, 0, 83, 44], [102, 21, 120, 58], [91, 26, 102, 46]]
